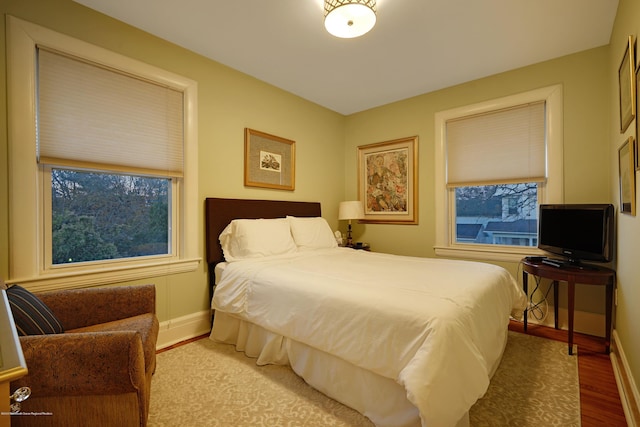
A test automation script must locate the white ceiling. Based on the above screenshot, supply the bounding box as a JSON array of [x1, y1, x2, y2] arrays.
[[73, 0, 618, 115]]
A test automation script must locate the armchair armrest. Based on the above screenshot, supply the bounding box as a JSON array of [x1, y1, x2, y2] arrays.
[[12, 331, 146, 397], [37, 284, 156, 330]]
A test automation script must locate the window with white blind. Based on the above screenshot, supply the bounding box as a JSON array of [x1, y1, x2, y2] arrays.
[[434, 85, 564, 262], [37, 48, 185, 177], [7, 17, 200, 290]]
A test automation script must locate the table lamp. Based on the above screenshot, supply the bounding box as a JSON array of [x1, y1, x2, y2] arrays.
[[338, 200, 364, 247]]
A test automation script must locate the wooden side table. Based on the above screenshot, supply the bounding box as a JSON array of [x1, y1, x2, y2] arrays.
[[521, 258, 615, 355]]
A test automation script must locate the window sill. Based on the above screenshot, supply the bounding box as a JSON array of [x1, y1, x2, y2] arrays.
[[434, 245, 545, 263], [7, 257, 201, 292]]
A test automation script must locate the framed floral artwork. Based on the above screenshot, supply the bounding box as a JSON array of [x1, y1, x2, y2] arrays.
[[357, 136, 418, 224]]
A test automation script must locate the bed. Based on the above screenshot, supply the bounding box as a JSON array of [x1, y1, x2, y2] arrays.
[[205, 197, 528, 427]]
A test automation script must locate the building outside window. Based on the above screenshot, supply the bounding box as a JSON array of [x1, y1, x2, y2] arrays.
[[455, 183, 538, 247]]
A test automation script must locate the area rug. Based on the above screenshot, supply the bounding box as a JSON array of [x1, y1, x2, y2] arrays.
[[148, 331, 580, 426], [469, 331, 580, 426]]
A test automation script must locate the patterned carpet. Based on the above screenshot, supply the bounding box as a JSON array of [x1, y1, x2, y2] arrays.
[[148, 331, 580, 426]]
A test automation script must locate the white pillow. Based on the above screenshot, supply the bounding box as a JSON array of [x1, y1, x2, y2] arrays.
[[219, 218, 297, 261], [287, 216, 338, 249]]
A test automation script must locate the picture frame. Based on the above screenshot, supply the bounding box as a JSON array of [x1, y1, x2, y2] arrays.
[[636, 62, 640, 169], [244, 128, 295, 191], [618, 136, 636, 216], [619, 35, 635, 133], [357, 136, 418, 224]]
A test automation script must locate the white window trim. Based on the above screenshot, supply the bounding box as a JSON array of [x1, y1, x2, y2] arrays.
[[7, 16, 200, 291], [434, 85, 564, 262]]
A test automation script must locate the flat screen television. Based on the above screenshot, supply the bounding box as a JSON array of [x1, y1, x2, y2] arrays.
[[538, 204, 614, 265]]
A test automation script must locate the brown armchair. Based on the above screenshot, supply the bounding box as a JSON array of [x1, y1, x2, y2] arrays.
[[9, 284, 159, 427]]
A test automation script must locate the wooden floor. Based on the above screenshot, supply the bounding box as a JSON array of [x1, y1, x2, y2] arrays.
[[163, 326, 628, 426], [509, 320, 628, 426]]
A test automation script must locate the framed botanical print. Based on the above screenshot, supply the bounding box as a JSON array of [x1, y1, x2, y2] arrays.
[[618, 136, 636, 215], [357, 136, 418, 224], [619, 35, 635, 133], [244, 128, 295, 191]]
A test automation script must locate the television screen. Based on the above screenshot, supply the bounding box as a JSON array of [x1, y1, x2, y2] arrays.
[[538, 204, 614, 264]]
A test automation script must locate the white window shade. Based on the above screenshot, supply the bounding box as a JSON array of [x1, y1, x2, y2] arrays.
[[37, 48, 184, 177], [445, 101, 545, 187]]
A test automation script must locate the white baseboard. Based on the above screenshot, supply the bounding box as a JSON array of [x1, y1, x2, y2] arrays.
[[611, 330, 640, 427], [156, 310, 212, 350], [526, 306, 605, 337]]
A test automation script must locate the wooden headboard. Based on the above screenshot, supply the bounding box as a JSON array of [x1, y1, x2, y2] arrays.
[[205, 197, 322, 265], [205, 198, 322, 293]]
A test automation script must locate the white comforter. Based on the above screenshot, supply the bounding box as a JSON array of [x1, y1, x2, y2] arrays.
[[212, 248, 527, 426]]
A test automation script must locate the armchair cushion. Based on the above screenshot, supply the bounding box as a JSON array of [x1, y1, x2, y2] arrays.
[[15, 331, 146, 396], [6, 284, 64, 336], [67, 313, 158, 373]]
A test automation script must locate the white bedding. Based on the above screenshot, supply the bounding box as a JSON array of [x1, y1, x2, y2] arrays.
[[211, 248, 527, 426]]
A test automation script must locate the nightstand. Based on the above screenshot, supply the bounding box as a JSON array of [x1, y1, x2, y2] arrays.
[[521, 258, 615, 355]]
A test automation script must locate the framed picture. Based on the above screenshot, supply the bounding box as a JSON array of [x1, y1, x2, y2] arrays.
[[636, 63, 640, 169], [618, 136, 636, 216], [619, 35, 635, 133], [357, 136, 418, 224], [244, 128, 295, 191]]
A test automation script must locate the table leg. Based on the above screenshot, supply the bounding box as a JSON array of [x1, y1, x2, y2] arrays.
[[568, 279, 575, 355], [0, 382, 9, 427], [522, 271, 528, 332], [605, 283, 613, 353], [553, 280, 559, 329]]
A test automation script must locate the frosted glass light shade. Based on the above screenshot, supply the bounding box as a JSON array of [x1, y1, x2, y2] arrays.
[[324, 0, 377, 39]]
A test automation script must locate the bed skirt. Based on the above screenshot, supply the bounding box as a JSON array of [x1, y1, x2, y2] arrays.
[[210, 311, 472, 427]]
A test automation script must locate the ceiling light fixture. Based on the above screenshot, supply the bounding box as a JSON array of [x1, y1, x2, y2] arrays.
[[324, 0, 377, 39]]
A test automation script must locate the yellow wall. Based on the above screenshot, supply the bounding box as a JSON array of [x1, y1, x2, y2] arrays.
[[609, 0, 640, 407], [0, 0, 346, 322]]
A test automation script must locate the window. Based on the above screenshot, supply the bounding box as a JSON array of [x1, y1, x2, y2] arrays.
[[7, 17, 200, 290], [37, 46, 183, 270], [455, 183, 538, 247], [434, 85, 563, 262], [49, 169, 171, 265]]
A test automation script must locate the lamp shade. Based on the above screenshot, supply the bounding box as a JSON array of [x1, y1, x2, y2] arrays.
[[324, 0, 377, 39], [338, 200, 365, 220]]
